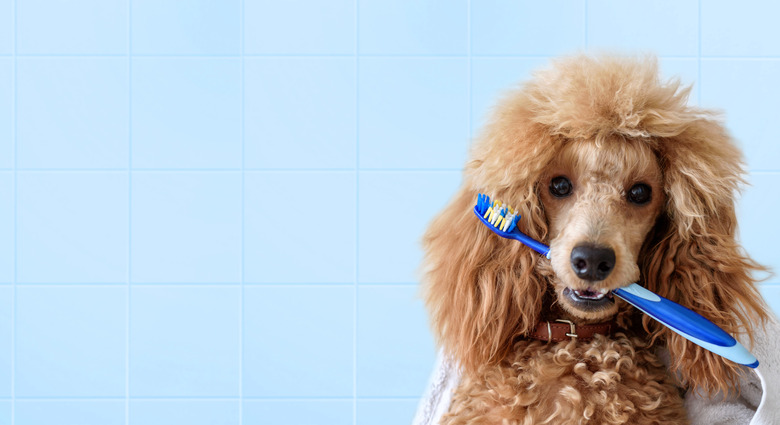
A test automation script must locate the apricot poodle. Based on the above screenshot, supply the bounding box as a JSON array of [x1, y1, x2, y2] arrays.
[[422, 55, 769, 424]]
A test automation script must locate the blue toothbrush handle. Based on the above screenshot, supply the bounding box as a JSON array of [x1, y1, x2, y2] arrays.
[[613, 284, 758, 368]]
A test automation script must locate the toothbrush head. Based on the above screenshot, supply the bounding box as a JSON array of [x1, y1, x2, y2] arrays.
[[474, 194, 551, 258], [475, 193, 520, 233]]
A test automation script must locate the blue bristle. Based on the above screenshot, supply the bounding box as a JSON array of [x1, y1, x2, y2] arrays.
[[476, 193, 491, 215]]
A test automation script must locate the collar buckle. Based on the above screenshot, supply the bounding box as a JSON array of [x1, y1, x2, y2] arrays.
[[555, 319, 578, 339]]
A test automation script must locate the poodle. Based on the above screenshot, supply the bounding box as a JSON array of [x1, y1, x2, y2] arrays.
[[422, 55, 769, 425]]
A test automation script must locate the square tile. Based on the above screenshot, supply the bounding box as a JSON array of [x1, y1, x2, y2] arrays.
[[244, 286, 353, 397], [131, 172, 241, 283], [0, 173, 12, 283], [357, 285, 436, 397], [17, 0, 126, 54], [358, 171, 461, 283], [470, 57, 549, 136], [0, 0, 10, 54], [130, 286, 240, 397], [760, 286, 780, 316], [131, 58, 241, 169], [243, 400, 352, 425], [0, 288, 10, 397], [244, 58, 356, 170], [16, 286, 126, 397], [700, 59, 780, 171], [17, 58, 128, 169], [244, 0, 354, 55], [738, 173, 780, 279], [702, 0, 780, 56], [132, 0, 240, 55], [471, 1, 584, 55], [587, 0, 698, 56], [359, 0, 466, 55], [357, 400, 419, 425], [130, 400, 239, 425], [0, 58, 10, 169], [15, 401, 125, 425], [244, 172, 355, 284], [359, 58, 468, 169], [17, 172, 128, 284]]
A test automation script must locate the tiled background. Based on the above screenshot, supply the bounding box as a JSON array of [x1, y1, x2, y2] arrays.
[[0, 1, 778, 424]]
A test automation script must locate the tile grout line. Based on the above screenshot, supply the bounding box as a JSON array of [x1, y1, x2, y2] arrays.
[[7, 54, 780, 60], [354, 0, 359, 422], [126, 0, 132, 422], [239, 0, 245, 422], [11, 0, 16, 422], [8, 168, 466, 173], [5, 395, 425, 401], [0, 282, 431, 286]]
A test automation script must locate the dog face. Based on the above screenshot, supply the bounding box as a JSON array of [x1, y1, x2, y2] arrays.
[[541, 138, 665, 320]]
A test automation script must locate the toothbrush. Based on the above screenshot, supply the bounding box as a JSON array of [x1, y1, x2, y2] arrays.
[[474, 193, 759, 369]]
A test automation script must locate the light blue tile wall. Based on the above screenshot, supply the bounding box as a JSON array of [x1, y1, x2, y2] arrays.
[[131, 58, 241, 169], [15, 286, 126, 397], [356, 285, 435, 397], [3, 2, 779, 425], [0, 1, 10, 55], [17, 58, 128, 169], [15, 400, 125, 425], [0, 59, 11, 169], [129, 286, 240, 397], [17, 172, 128, 283], [358, 0, 467, 55], [244, 400, 353, 425], [0, 401, 9, 425], [243, 286, 353, 397], [245, 171, 355, 284], [0, 287, 10, 397], [131, 0, 240, 55], [358, 58, 469, 169], [16, 0, 127, 55], [244, 57, 356, 169], [587, 0, 699, 56], [130, 400, 240, 425], [245, 0, 354, 55], [357, 399, 419, 425], [130, 172, 241, 283], [471, 1, 584, 55], [0, 174, 12, 283]]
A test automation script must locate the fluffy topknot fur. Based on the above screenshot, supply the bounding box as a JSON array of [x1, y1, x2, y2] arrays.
[[422, 55, 769, 424]]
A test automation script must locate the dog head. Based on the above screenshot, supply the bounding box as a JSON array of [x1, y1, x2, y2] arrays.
[[423, 55, 768, 394]]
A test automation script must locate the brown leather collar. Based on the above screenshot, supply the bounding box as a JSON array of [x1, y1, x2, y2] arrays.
[[529, 319, 617, 342]]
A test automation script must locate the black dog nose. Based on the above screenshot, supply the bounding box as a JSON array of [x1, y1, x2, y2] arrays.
[[570, 244, 615, 281]]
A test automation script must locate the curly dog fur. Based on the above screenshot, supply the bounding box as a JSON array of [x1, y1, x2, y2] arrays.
[[422, 55, 769, 424]]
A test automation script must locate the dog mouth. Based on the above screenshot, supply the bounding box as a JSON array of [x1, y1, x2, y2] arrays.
[[562, 287, 615, 311]]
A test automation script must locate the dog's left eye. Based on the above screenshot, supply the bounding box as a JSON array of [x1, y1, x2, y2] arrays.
[[627, 183, 652, 205]]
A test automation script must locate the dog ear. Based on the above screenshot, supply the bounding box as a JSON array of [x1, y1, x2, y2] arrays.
[[422, 184, 548, 375], [640, 116, 769, 395], [422, 92, 558, 375]]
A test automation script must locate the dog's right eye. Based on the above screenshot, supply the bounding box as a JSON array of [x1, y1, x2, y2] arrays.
[[549, 176, 572, 198]]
